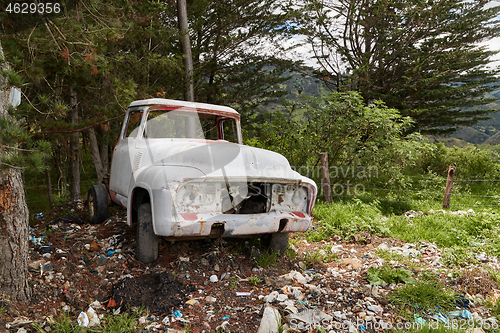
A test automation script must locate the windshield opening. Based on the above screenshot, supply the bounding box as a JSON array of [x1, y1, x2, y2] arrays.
[[143, 109, 239, 143]]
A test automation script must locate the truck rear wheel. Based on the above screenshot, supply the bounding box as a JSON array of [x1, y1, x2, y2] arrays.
[[137, 203, 159, 263], [87, 184, 108, 224]]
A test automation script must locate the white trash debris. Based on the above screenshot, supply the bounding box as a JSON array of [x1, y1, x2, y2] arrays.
[[287, 309, 333, 328], [280, 270, 309, 285], [257, 306, 281, 333], [77, 306, 100, 327]]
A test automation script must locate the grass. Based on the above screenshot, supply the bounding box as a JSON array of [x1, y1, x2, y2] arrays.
[[255, 250, 279, 268], [97, 309, 144, 333], [286, 247, 298, 260], [375, 249, 425, 270], [388, 280, 457, 317], [247, 276, 262, 286], [32, 309, 145, 333], [32, 312, 77, 333], [303, 246, 338, 266], [307, 198, 390, 242], [441, 246, 480, 268], [366, 265, 416, 286], [229, 276, 239, 290], [310, 180, 500, 259], [386, 211, 500, 249]]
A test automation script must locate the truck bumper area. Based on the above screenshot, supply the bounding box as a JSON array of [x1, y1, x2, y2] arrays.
[[164, 211, 312, 239]]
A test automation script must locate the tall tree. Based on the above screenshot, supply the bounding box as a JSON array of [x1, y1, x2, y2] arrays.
[[301, 0, 500, 133], [162, 0, 300, 118], [1, 0, 183, 200], [0, 43, 31, 303]]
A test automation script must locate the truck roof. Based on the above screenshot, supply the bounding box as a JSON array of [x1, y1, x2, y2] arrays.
[[128, 98, 240, 118]]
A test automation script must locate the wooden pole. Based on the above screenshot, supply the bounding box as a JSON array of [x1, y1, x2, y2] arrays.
[[320, 153, 332, 203], [177, 0, 194, 102], [177, 0, 196, 137], [443, 166, 456, 209]]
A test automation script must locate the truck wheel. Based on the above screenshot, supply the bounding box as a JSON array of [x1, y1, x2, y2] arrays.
[[261, 232, 289, 256], [87, 184, 108, 224], [137, 203, 159, 263]]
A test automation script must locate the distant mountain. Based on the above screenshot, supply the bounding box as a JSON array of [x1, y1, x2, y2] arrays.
[[443, 88, 500, 146], [483, 131, 500, 145], [268, 73, 500, 147], [263, 71, 331, 113]]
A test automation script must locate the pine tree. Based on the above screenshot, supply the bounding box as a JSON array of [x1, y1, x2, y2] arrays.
[[0, 42, 45, 303], [1, 0, 183, 199], [300, 0, 500, 133]]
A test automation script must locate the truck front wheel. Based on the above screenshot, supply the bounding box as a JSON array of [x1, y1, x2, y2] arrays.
[[136, 203, 159, 263], [261, 232, 289, 256]]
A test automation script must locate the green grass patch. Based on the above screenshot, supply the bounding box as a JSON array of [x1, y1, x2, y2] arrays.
[[255, 250, 278, 268], [441, 246, 480, 268], [247, 276, 262, 286], [32, 312, 78, 333], [366, 265, 416, 286], [303, 246, 338, 266], [387, 211, 500, 249], [388, 280, 457, 316], [311, 189, 500, 260], [97, 308, 144, 333], [308, 199, 390, 242], [32, 309, 145, 333]]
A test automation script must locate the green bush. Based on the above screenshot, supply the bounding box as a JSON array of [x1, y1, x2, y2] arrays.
[[245, 92, 430, 188]]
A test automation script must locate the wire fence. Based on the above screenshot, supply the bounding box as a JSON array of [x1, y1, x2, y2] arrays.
[[24, 174, 500, 215], [316, 176, 500, 209]]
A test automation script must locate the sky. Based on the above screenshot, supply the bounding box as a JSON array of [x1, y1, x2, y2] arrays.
[[283, 1, 500, 70], [484, 1, 500, 63]]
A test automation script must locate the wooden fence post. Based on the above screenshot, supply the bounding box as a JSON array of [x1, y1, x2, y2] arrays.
[[443, 166, 456, 209], [320, 153, 332, 203]]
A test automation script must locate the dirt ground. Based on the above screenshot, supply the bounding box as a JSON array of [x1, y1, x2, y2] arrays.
[[1, 201, 499, 333]]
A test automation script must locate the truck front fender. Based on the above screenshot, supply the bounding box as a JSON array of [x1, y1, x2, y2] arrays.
[[127, 165, 206, 236]]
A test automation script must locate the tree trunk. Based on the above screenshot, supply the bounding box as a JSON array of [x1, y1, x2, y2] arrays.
[[69, 88, 80, 201], [53, 143, 67, 197], [0, 170, 31, 303], [0, 42, 31, 303], [88, 127, 105, 186], [177, 0, 196, 137], [45, 165, 54, 208], [99, 125, 109, 176], [177, 0, 194, 102]]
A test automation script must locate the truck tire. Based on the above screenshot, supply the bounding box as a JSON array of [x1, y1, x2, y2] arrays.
[[137, 203, 159, 263], [87, 184, 108, 224], [261, 232, 289, 256]]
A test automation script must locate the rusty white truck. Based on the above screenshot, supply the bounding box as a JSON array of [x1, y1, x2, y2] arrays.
[[87, 98, 317, 263]]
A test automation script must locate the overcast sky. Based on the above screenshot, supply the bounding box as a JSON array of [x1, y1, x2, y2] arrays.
[[484, 1, 500, 64]]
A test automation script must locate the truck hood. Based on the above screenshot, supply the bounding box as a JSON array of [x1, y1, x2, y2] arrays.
[[137, 139, 309, 183]]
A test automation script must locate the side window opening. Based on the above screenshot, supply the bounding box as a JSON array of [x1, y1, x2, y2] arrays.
[[219, 118, 238, 143], [125, 110, 143, 138]]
